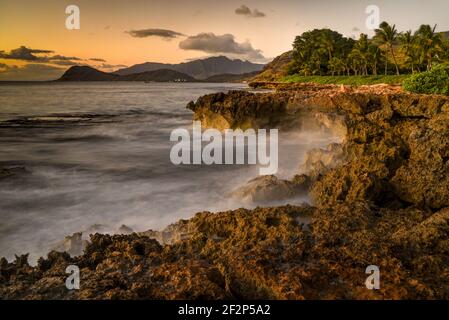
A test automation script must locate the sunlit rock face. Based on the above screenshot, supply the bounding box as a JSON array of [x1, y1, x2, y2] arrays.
[[188, 84, 449, 210]]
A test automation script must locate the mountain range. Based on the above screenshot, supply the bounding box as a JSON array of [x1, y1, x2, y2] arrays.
[[57, 66, 197, 82], [113, 56, 264, 79], [57, 56, 265, 82]]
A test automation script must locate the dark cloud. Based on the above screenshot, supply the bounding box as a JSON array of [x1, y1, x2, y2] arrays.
[[48, 55, 83, 66], [50, 55, 82, 61], [0, 46, 82, 66], [235, 5, 266, 18], [95, 63, 128, 70], [235, 5, 251, 15], [0, 46, 54, 61], [90, 58, 106, 62], [126, 28, 185, 39], [251, 10, 266, 18], [0, 63, 65, 81], [179, 33, 265, 61]]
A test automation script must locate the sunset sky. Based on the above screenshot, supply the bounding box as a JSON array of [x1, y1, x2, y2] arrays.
[[1, 0, 449, 80]]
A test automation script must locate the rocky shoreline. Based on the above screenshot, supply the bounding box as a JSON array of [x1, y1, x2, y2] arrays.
[[1, 84, 449, 299]]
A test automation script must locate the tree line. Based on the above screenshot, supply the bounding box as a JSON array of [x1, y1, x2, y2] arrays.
[[290, 22, 449, 76]]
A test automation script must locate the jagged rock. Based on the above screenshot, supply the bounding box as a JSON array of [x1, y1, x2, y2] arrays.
[[2, 203, 449, 299], [53, 232, 85, 257], [85, 224, 110, 234], [299, 143, 345, 178], [186, 91, 293, 130], [52, 224, 136, 257], [389, 113, 449, 209], [139, 219, 193, 245], [309, 97, 449, 209], [313, 112, 347, 137], [230, 175, 310, 203]]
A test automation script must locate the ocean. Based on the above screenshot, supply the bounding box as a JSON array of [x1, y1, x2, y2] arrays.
[[0, 82, 336, 262]]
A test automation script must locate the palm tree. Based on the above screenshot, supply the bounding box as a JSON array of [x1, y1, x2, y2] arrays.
[[415, 24, 442, 70], [329, 57, 346, 76], [348, 51, 363, 75], [374, 21, 400, 75], [354, 33, 371, 75], [405, 49, 422, 73], [399, 30, 417, 73], [319, 29, 337, 61], [369, 45, 382, 75], [342, 56, 352, 76]]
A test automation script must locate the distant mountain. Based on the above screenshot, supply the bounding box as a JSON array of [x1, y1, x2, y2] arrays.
[[203, 71, 260, 83], [57, 66, 196, 82], [120, 69, 196, 82], [113, 56, 265, 80], [58, 66, 119, 81]]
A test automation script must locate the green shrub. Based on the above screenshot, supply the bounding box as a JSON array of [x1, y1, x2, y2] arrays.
[[403, 63, 449, 95]]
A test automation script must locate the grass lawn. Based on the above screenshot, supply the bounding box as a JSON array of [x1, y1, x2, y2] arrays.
[[282, 75, 411, 85]]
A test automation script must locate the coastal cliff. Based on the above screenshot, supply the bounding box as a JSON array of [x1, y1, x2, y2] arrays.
[[1, 84, 449, 299]]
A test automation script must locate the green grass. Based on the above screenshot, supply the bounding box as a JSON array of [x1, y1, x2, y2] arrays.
[[282, 75, 411, 86]]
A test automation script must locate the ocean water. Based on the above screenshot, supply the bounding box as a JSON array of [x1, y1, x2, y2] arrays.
[[0, 82, 337, 262]]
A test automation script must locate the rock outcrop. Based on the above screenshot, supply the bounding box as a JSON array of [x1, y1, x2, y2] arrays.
[[229, 174, 311, 203], [188, 84, 449, 211], [1, 84, 449, 300], [1, 203, 448, 299]]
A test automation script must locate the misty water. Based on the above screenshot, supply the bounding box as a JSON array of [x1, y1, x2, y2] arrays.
[[0, 82, 338, 262]]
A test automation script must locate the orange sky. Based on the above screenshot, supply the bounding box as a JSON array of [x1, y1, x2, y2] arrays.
[[1, 0, 449, 80]]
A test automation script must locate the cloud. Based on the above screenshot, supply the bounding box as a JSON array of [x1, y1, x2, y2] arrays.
[[179, 33, 265, 61], [235, 5, 266, 18], [95, 63, 128, 70], [0, 46, 53, 61], [0, 63, 65, 81], [47, 55, 83, 66], [51, 60, 82, 66], [0, 46, 82, 66], [90, 58, 106, 62], [235, 5, 251, 15], [126, 28, 185, 39], [50, 55, 82, 61]]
